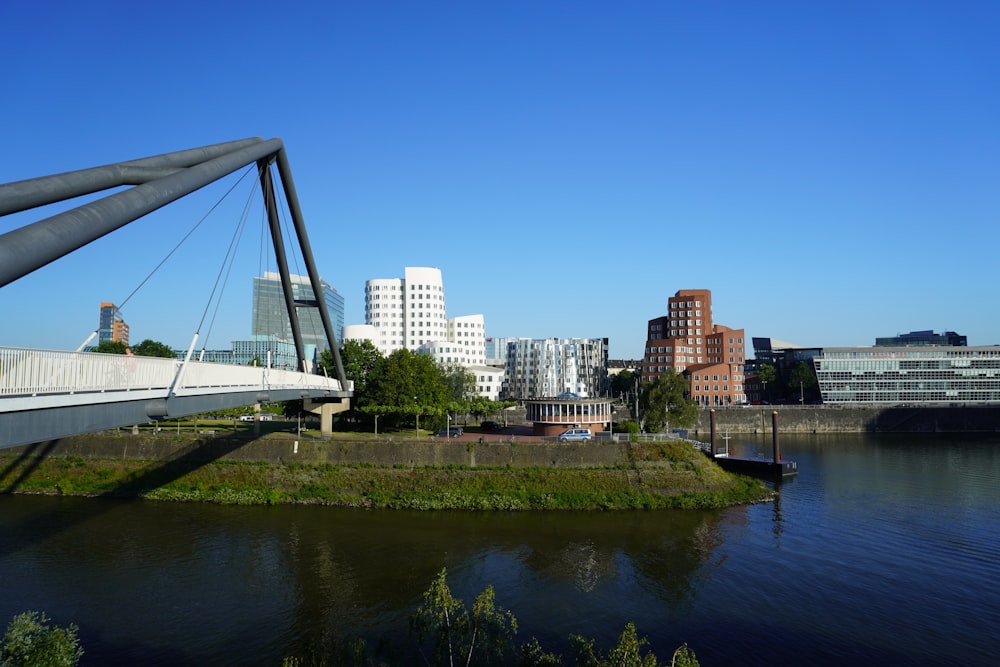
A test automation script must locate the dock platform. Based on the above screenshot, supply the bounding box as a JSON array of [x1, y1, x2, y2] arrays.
[[712, 455, 798, 479]]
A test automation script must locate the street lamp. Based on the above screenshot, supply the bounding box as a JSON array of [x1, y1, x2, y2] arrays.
[[447, 413, 451, 436], [414, 397, 420, 436]]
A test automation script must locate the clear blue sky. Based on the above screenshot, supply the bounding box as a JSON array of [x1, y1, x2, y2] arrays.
[[2, 1, 997, 359]]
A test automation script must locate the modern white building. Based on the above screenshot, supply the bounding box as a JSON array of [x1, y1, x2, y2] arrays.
[[346, 267, 488, 380], [814, 345, 1000, 404], [501, 338, 609, 399], [465, 364, 505, 401]]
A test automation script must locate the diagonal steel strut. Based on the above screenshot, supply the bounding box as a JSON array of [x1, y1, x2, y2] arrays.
[[0, 138, 347, 384]]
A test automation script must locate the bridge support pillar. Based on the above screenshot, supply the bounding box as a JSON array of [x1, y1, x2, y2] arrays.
[[305, 399, 349, 438]]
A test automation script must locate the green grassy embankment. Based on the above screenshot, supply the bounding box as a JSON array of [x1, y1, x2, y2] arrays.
[[0, 439, 773, 510]]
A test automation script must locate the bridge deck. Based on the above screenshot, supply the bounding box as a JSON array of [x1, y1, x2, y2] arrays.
[[0, 347, 352, 449]]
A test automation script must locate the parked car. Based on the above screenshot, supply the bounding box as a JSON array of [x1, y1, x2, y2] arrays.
[[558, 427, 592, 442], [434, 427, 463, 438], [480, 421, 499, 431]]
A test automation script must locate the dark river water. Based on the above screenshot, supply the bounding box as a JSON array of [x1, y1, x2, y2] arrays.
[[1, 433, 998, 666]]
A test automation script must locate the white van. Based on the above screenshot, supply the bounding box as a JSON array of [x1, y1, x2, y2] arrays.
[[558, 428, 592, 442]]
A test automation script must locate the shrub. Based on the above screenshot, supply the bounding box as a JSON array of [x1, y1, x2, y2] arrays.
[[1, 611, 83, 667]]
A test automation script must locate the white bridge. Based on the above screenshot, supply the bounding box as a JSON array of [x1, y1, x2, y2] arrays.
[[0, 347, 351, 450], [1, 138, 355, 451]]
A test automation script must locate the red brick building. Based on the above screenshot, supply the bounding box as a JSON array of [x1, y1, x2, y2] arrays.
[[641, 289, 748, 406]]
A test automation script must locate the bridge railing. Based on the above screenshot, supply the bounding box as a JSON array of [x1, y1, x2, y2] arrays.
[[177, 359, 347, 393], [0, 347, 348, 399], [0, 347, 176, 396]]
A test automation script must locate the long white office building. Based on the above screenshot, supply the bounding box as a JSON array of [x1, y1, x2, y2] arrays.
[[814, 346, 1000, 405], [345, 267, 486, 368]]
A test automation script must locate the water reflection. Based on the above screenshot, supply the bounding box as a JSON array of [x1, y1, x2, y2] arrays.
[[0, 496, 732, 664], [2, 433, 998, 665]]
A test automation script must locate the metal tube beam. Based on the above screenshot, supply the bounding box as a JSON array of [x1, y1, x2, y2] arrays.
[[258, 161, 309, 372], [274, 147, 348, 387], [0, 137, 283, 287], [0, 138, 267, 216]]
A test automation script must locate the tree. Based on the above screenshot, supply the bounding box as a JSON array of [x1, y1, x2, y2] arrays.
[[367, 349, 449, 431], [568, 622, 698, 667], [93, 340, 126, 355], [321, 340, 383, 405], [788, 361, 819, 403], [1, 611, 83, 667], [757, 364, 777, 402], [639, 371, 698, 433], [441, 364, 476, 404], [410, 568, 517, 667], [610, 369, 636, 402], [132, 339, 176, 358]]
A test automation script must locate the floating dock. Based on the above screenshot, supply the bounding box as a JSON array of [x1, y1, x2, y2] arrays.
[[707, 409, 798, 480], [712, 455, 798, 479]]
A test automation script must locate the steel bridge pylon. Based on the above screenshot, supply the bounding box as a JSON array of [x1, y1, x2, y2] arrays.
[[0, 137, 347, 388]]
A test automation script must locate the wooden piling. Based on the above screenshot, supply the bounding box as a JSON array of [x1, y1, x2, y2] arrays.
[[772, 411, 780, 463], [710, 409, 717, 455]]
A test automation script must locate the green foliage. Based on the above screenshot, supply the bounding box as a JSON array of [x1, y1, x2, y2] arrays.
[[788, 361, 819, 402], [610, 369, 637, 401], [282, 399, 304, 418], [365, 349, 452, 430], [757, 363, 777, 400], [1, 611, 83, 667], [411, 567, 518, 667], [519, 637, 563, 666], [569, 621, 694, 667], [441, 363, 477, 405], [619, 420, 641, 437], [131, 339, 176, 358], [407, 571, 698, 667], [323, 340, 383, 405], [639, 371, 698, 432], [93, 340, 126, 355], [670, 644, 700, 667]]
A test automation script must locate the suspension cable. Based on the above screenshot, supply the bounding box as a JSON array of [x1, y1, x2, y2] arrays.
[[200, 163, 264, 350], [114, 166, 256, 315]]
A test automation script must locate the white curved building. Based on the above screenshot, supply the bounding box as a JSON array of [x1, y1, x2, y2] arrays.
[[346, 267, 488, 377]]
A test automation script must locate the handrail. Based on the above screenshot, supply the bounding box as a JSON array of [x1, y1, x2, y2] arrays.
[[0, 346, 347, 401]]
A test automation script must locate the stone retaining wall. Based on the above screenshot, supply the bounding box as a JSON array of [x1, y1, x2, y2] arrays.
[[692, 405, 1000, 434], [9, 435, 629, 468]]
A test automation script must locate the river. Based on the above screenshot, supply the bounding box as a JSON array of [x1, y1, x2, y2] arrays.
[[1, 433, 998, 666]]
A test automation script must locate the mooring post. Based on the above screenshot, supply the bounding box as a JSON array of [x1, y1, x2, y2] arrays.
[[710, 409, 717, 455], [772, 411, 781, 462]]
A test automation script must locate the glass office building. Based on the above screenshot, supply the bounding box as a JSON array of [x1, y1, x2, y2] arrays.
[[176, 337, 306, 371], [814, 346, 1000, 405], [251, 272, 344, 355]]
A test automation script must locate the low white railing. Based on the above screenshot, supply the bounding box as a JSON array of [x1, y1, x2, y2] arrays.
[[0, 347, 347, 402]]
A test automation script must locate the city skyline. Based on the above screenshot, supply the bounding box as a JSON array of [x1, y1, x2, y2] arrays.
[[2, 2, 998, 359]]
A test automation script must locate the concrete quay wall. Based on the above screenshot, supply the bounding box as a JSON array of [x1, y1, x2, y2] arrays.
[[691, 405, 1000, 435], [11, 435, 629, 468]]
